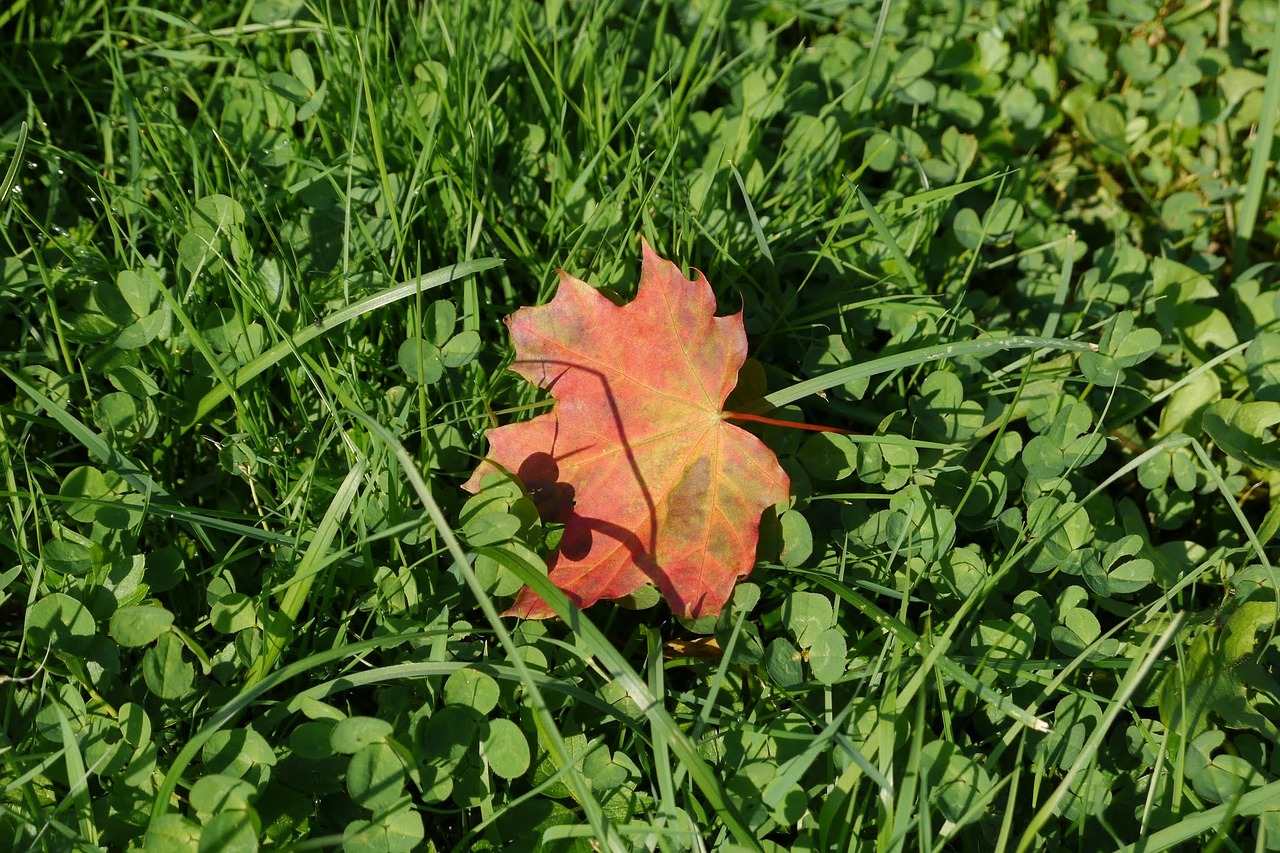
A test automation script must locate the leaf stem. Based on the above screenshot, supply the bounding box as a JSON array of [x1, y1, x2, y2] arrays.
[[723, 411, 858, 434]]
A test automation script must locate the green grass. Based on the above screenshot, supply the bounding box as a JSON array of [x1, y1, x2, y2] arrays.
[[3, 1, 1279, 850]]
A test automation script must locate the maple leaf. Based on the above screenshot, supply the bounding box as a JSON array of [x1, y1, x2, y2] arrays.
[[463, 239, 790, 620]]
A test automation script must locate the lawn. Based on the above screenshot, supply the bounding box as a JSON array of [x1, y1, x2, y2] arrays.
[[3, 1, 1280, 850]]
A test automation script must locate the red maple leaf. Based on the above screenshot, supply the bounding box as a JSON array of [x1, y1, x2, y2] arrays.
[[464, 239, 790, 620]]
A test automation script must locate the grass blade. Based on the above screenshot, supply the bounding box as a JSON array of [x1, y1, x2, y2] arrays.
[[1233, 8, 1280, 270], [748, 335, 1097, 413], [1014, 613, 1185, 853], [183, 257, 503, 430], [351, 412, 631, 852], [244, 459, 368, 685]]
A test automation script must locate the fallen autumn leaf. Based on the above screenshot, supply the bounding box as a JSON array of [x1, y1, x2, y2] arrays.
[[464, 239, 790, 619]]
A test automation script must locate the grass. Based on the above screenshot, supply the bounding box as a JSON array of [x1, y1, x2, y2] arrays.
[[2, 0, 1279, 851]]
